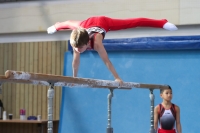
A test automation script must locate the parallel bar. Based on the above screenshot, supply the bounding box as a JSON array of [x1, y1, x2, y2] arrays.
[[1, 70, 169, 90], [0, 75, 127, 89]]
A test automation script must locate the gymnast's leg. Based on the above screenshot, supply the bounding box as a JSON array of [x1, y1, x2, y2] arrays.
[[102, 16, 177, 31]]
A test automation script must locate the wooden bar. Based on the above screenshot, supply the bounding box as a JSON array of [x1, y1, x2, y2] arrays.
[[20, 43, 26, 119], [0, 44, 3, 100], [33, 42, 38, 117], [15, 42, 21, 119], [38, 42, 43, 119], [55, 42, 61, 119], [42, 42, 48, 120], [2, 70, 169, 90], [3, 44, 8, 117], [12, 43, 17, 121], [29, 42, 34, 131], [24, 43, 30, 125], [7, 43, 12, 115]]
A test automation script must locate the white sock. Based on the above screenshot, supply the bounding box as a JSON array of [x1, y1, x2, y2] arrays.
[[47, 25, 57, 34], [163, 22, 178, 31]]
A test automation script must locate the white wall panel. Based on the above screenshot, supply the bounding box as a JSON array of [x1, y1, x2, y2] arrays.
[[180, 0, 200, 24], [0, 0, 180, 34]]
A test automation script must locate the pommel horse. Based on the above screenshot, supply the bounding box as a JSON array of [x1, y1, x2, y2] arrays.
[[0, 70, 169, 133]]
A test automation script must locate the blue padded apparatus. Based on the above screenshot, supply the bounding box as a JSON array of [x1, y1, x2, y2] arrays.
[[68, 35, 200, 51]]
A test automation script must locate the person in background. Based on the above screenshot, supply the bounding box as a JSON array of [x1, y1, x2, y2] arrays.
[[154, 86, 182, 133]]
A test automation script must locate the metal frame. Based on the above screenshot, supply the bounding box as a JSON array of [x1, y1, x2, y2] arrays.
[[107, 89, 113, 133], [47, 83, 54, 133], [149, 89, 156, 133]]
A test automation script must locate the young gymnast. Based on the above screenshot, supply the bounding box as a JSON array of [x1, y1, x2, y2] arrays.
[[154, 86, 182, 133], [47, 16, 178, 85]]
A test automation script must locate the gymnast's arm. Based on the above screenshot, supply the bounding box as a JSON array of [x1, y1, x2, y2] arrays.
[[154, 105, 159, 132], [47, 20, 82, 34], [72, 48, 80, 77], [175, 106, 182, 133], [94, 33, 123, 86]]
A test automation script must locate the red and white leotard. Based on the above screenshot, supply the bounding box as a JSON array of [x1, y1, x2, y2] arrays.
[[158, 103, 177, 133]]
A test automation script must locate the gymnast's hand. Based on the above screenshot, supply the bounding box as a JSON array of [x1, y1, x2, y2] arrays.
[[115, 78, 123, 87], [47, 25, 57, 34]]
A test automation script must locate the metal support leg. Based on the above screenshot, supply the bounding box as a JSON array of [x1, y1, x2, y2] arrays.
[[107, 89, 113, 133], [149, 89, 156, 133], [47, 83, 55, 133]]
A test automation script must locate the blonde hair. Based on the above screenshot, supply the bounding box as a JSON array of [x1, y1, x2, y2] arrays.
[[70, 27, 89, 47]]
